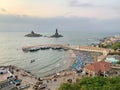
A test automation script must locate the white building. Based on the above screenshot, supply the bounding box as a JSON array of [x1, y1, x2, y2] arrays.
[[0, 67, 7, 74]]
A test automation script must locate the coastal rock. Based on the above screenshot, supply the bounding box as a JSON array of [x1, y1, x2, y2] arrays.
[[51, 29, 63, 38], [25, 31, 42, 37]]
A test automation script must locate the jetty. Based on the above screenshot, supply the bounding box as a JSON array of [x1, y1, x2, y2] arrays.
[[22, 44, 110, 55], [22, 44, 69, 52]]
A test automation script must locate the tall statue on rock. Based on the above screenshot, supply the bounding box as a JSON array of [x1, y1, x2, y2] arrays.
[[51, 28, 63, 38], [55, 29, 59, 36]]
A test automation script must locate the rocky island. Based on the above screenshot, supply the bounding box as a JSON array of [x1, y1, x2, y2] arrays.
[[51, 29, 63, 38], [25, 31, 42, 37]]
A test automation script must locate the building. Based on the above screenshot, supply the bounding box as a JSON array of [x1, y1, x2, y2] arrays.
[[97, 55, 106, 62], [105, 55, 120, 64], [105, 57, 119, 64], [0, 67, 8, 74], [0, 66, 16, 90], [0, 67, 11, 82], [84, 61, 111, 77]]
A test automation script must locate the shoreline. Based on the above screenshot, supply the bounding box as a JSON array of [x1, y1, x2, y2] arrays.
[[2, 49, 100, 80], [0, 49, 102, 90], [38, 50, 77, 79], [0, 50, 77, 90]]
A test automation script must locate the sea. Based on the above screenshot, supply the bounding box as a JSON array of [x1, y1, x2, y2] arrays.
[[0, 31, 119, 77]]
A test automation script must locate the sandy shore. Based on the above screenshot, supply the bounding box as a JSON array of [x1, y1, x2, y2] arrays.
[[42, 70, 82, 90], [6, 50, 77, 90], [42, 50, 76, 76], [12, 66, 80, 90], [8, 65, 37, 90], [6, 50, 100, 90]]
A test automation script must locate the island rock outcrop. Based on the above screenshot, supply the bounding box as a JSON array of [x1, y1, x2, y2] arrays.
[[25, 31, 42, 37]]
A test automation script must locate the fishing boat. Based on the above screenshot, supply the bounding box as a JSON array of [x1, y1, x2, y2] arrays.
[[30, 59, 35, 63], [29, 48, 40, 52], [40, 47, 50, 50], [51, 47, 62, 50]]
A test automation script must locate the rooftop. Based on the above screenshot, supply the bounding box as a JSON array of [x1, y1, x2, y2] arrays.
[[84, 61, 111, 73]]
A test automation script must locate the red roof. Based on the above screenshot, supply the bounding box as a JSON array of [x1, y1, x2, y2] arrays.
[[85, 61, 111, 73]]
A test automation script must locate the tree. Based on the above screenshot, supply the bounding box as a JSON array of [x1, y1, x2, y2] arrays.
[[111, 42, 120, 50], [59, 76, 120, 90]]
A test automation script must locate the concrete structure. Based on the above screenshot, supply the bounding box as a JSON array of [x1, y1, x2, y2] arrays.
[[22, 44, 110, 55], [70, 45, 110, 55], [100, 35, 120, 46], [105, 55, 120, 64], [0, 67, 14, 82], [84, 61, 111, 77], [105, 58, 119, 64], [0, 67, 7, 75], [97, 55, 106, 62], [0, 67, 16, 90]]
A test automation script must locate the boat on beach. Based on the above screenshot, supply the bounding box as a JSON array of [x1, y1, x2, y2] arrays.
[[72, 56, 85, 71], [30, 59, 35, 63]]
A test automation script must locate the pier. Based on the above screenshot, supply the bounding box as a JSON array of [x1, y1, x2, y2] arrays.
[[22, 44, 110, 55]]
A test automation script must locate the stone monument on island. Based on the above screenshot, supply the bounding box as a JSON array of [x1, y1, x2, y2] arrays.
[[25, 31, 42, 37], [51, 29, 63, 38]]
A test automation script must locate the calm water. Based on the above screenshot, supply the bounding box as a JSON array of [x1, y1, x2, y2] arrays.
[[0, 31, 119, 77]]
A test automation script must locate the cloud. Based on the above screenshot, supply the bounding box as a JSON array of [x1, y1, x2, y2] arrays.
[[0, 14, 120, 32], [69, 0, 99, 7], [1, 8, 7, 12], [69, 0, 120, 11]]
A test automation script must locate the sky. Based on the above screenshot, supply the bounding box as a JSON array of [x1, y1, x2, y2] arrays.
[[0, 0, 120, 32]]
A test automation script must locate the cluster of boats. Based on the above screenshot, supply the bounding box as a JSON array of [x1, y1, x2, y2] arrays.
[[30, 59, 35, 63], [72, 56, 85, 71], [23, 46, 68, 52]]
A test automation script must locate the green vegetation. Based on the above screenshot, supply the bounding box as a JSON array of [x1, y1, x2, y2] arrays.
[[59, 76, 120, 90], [109, 52, 120, 55], [117, 61, 120, 64], [111, 42, 120, 50], [99, 44, 112, 49], [100, 42, 120, 50]]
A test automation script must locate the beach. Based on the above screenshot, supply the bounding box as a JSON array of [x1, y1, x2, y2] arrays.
[[4, 49, 77, 90], [7, 49, 102, 90]]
